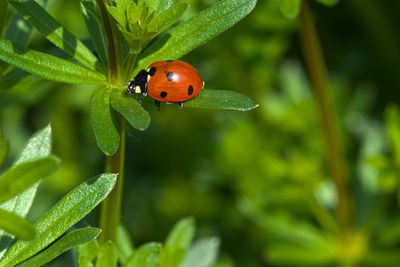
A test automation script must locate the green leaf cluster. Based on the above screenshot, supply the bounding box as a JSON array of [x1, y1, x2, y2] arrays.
[[77, 217, 221, 267], [0, 125, 117, 266]]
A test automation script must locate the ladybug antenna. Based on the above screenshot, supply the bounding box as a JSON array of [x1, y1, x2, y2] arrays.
[[127, 69, 148, 95]]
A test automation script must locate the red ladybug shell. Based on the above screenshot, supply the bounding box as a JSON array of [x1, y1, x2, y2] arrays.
[[146, 60, 204, 102]]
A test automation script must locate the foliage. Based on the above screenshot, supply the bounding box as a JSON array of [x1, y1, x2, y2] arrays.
[[77, 217, 221, 267], [1, 0, 400, 266]]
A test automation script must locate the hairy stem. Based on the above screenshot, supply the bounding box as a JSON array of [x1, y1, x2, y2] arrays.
[[298, 0, 353, 235], [99, 115, 126, 243], [96, 0, 125, 243]]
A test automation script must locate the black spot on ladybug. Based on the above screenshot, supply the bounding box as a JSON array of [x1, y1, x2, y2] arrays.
[[166, 60, 174, 62], [160, 91, 168, 98], [167, 72, 174, 81], [148, 67, 156, 76], [188, 85, 194, 96]]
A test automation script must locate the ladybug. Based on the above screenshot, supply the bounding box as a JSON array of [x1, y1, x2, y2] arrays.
[[127, 60, 204, 109]]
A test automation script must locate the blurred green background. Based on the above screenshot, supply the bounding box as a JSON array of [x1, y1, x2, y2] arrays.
[[1, 0, 400, 266]]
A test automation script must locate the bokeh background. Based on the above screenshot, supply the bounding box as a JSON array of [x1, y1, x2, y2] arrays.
[[1, 0, 400, 266]]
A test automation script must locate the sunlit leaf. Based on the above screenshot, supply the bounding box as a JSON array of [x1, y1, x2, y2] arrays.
[[18, 227, 100, 267], [0, 209, 35, 240], [97, 241, 118, 267], [90, 88, 120, 156], [0, 173, 117, 267], [184, 89, 258, 111], [110, 89, 151, 131], [179, 238, 220, 267], [0, 125, 52, 260], [124, 242, 161, 267], [9, 0, 101, 71], [0, 37, 106, 84], [136, 0, 257, 73]]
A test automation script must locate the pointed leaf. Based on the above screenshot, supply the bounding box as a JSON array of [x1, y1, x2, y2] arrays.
[[18, 227, 100, 267], [0, 209, 35, 240], [0, 156, 60, 204], [0, 125, 52, 260], [147, 3, 188, 33], [90, 88, 120, 156], [9, 0, 101, 71], [117, 225, 135, 264], [124, 242, 161, 267], [158, 0, 175, 14], [136, 0, 257, 72], [0, 37, 106, 84], [110, 89, 150, 131], [183, 89, 258, 111], [179, 237, 220, 267], [280, 0, 301, 19], [156, 217, 195, 267], [97, 241, 118, 267], [81, 0, 108, 65], [0, 173, 117, 267], [166, 218, 195, 250]]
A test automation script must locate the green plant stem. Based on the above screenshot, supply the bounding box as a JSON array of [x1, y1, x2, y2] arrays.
[[99, 115, 126, 243], [95, 0, 122, 82], [0, 0, 7, 36], [298, 0, 353, 235]]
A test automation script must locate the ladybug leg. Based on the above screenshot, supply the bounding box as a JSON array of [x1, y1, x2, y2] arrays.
[[155, 100, 161, 111], [179, 102, 183, 109]]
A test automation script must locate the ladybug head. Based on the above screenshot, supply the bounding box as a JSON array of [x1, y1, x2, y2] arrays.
[[127, 69, 148, 95]]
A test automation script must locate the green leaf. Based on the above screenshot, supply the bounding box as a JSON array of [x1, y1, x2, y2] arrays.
[[166, 218, 195, 250], [0, 125, 52, 260], [110, 89, 150, 131], [0, 156, 60, 204], [158, 0, 175, 14], [78, 239, 100, 262], [136, 0, 257, 72], [81, 0, 108, 65], [0, 130, 8, 167], [280, 0, 301, 19], [0, 209, 35, 240], [124, 242, 161, 267], [314, 0, 339, 6], [90, 88, 120, 156], [183, 89, 258, 111], [18, 227, 101, 267], [156, 217, 195, 267], [5, 14, 32, 46], [0, 173, 117, 267], [9, 0, 101, 71], [78, 255, 95, 267], [117, 225, 135, 264], [147, 3, 189, 33], [97, 241, 118, 267], [0, 37, 106, 84], [179, 238, 220, 267]]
